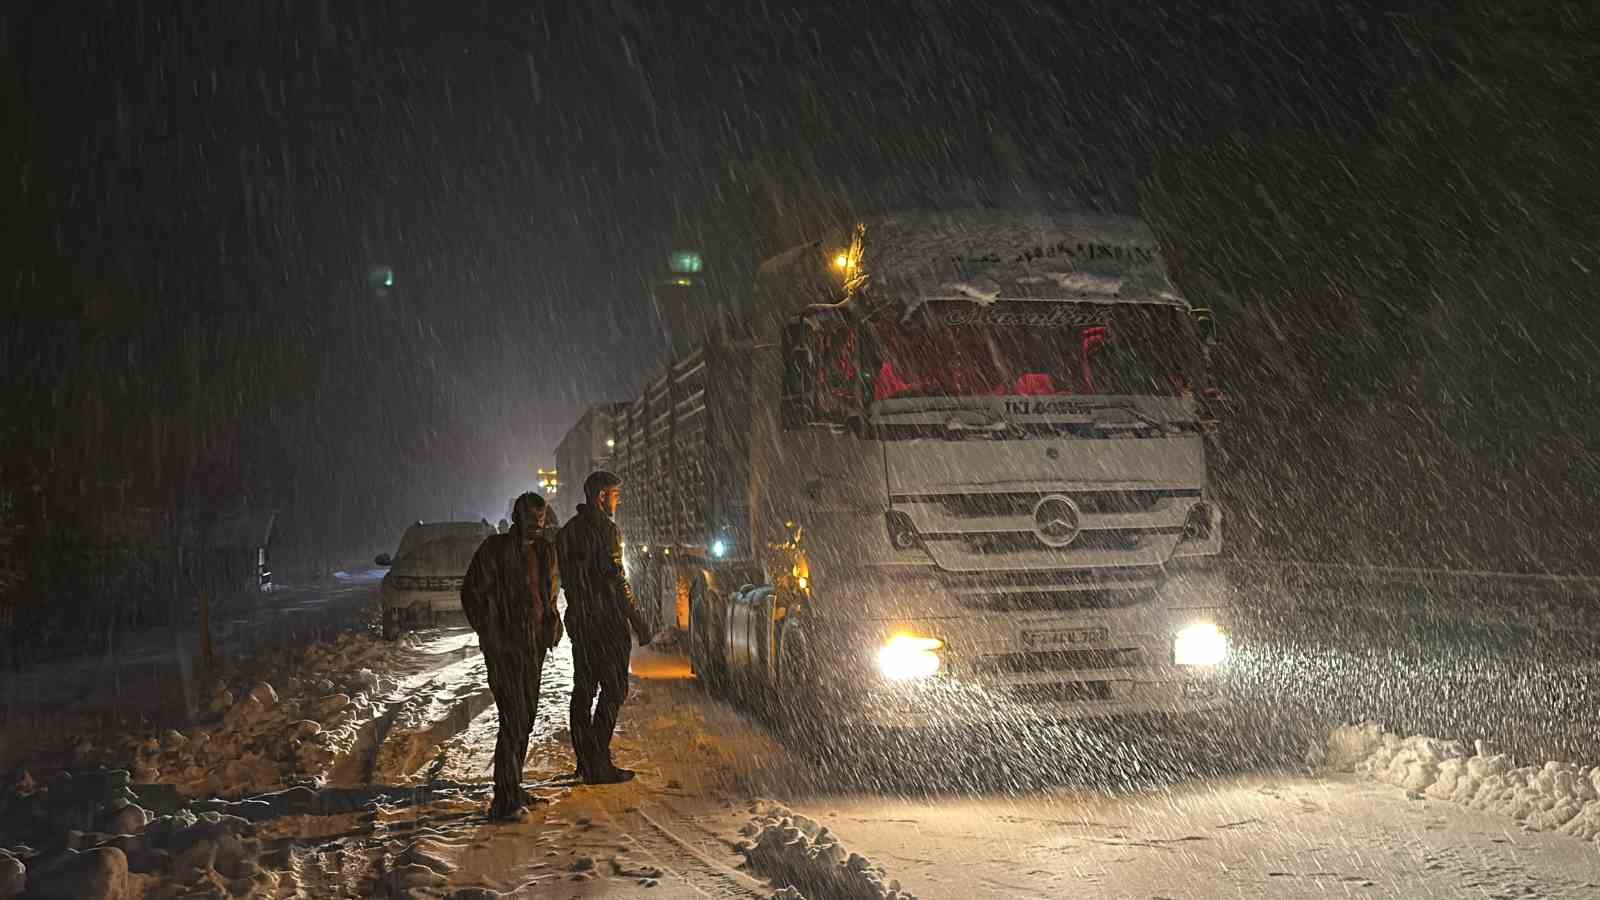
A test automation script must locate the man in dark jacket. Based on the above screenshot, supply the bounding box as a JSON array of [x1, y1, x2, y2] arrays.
[[556, 470, 653, 784], [461, 492, 562, 821]]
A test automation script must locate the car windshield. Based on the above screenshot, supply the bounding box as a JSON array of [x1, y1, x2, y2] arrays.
[[391, 534, 485, 574], [394, 522, 491, 560], [863, 301, 1203, 403]]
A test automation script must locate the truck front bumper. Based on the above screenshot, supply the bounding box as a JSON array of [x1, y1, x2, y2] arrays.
[[379, 587, 462, 614], [802, 564, 1234, 731], [840, 669, 1229, 731]]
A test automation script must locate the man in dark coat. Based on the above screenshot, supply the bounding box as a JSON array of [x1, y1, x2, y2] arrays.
[[556, 470, 653, 784], [461, 492, 562, 820]]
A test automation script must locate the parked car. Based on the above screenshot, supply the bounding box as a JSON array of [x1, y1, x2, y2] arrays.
[[375, 520, 494, 639]]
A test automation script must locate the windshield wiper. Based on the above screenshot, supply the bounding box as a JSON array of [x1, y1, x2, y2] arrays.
[[1083, 400, 1178, 434], [943, 413, 1012, 435]]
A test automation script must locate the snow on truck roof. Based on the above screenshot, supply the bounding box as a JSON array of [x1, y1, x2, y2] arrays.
[[756, 209, 1189, 312]]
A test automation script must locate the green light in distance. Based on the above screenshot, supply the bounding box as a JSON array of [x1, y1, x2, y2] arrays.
[[669, 251, 703, 274]]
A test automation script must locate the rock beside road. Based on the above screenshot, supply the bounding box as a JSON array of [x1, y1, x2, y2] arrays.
[[24, 846, 128, 900], [317, 693, 352, 717], [101, 802, 150, 837], [248, 682, 279, 709], [0, 850, 25, 898], [0, 769, 151, 843], [208, 688, 234, 718]]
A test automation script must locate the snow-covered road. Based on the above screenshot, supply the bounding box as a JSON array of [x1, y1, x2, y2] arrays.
[[10, 573, 1600, 899], [294, 637, 1600, 900], [605, 649, 1600, 900], [769, 773, 1600, 899]]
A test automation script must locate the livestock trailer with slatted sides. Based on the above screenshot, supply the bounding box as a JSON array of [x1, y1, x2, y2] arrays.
[[607, 342, 754, 636]]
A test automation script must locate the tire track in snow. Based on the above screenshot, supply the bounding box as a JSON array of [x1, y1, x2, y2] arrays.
[[590, 796, 772, 898], [321, 641, 492, 787], [426, 638, 577, 787], [371, 653, 494, 783], [636, 804, 774, 895]]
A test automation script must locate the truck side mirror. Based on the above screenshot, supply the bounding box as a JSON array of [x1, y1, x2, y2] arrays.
[[1192, 307, 1217, 350], [1198, 386, 1226, 431], [780, 320, 817, 431], [374, 553, 392, 567], [1192, 308, 1221, 411]]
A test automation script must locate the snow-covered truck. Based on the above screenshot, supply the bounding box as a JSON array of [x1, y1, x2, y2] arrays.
[[591, 209, 1230, 728]]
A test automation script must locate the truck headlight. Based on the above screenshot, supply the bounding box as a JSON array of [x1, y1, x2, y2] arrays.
[[1173, 622, 1227, 666], [876, 634, 943, 681]]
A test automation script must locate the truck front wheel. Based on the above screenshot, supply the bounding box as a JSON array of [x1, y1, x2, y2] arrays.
[[688, 574, 728, 693], [774, 618, 817, 731], [774, 616, 849, 754]]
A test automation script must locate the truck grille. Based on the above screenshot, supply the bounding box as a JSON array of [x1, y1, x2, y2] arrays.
[[925, 489, 1195, 519], [892, 489, 1198, 575], [956, 530, 1161, 554], [943, 568, 1165, 611]]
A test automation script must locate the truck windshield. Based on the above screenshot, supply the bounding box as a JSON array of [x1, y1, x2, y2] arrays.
[[864, 301, 1202, 402]]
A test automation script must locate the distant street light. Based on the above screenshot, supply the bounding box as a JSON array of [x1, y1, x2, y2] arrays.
[[669, 251, 703, 274], [536, 467, 560, 495]]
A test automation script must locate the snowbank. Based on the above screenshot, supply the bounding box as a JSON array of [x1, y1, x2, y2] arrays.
[[736, 799, 918, 900], [0, 768, 281, 900], [117, 632, 404, 797], [1322, 720, 1600, 841]]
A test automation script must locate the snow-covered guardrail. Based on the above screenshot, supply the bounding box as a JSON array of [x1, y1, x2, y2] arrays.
[[1229, 559, 1600, 595]]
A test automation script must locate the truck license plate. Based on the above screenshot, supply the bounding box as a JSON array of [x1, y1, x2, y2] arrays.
[[1022, 627, 1108, 649]]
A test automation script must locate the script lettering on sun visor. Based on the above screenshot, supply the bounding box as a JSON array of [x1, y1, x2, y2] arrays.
[[1004, 398, 1095, 416], [940, 306, 1114, 329]]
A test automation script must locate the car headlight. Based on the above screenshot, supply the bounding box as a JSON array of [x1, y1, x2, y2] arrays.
[[876, 634, 943, 680], [1173, 622, 1227, 666]]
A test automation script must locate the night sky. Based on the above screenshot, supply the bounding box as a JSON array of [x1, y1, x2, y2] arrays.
[[14, 0, 1566, 555]]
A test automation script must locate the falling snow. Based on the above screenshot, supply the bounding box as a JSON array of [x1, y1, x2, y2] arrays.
[[3, 2, 1598, 898]]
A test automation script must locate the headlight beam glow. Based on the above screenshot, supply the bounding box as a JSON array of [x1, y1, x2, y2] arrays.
[[1173, 622, 1227, 666], [877, 634, 943, 681]]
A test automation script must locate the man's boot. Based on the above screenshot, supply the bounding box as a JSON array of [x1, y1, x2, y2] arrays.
[[576, 727, 633, 784], [572, 723, 599, 782], [584, 741, 635, 785], [488, 795, 529, 822], [584, 761, 635, 785]]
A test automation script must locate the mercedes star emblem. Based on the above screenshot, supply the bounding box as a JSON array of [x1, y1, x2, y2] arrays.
[[1031, 494, 1082, 548]]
